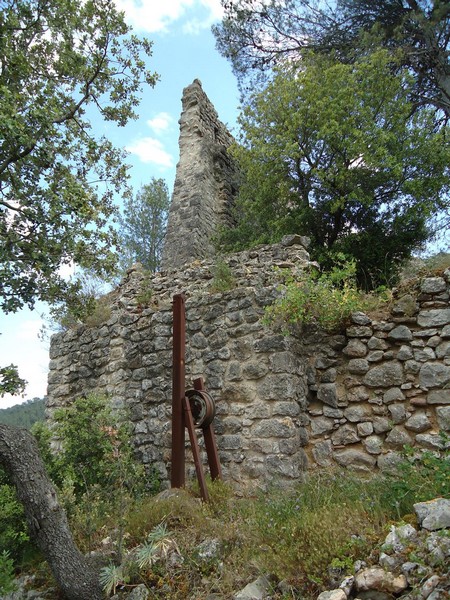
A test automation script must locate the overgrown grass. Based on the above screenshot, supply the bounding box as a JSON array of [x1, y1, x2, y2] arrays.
[[4, 432, 448, 599]]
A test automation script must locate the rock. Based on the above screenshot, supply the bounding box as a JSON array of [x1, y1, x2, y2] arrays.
[[414, 498, 450, 531], [388, 326, 413, 342], [234, 575, 272, 599], [280, 234, 309, 248], [377, 452, 404, 473], [427, 390, 450, 404], [344, 405, 371, 423], [385, 427, 412, 448], [312, 440, 334, 466], [419, 363, 450, 389], [348, 359, 370, 374], [346, 326, 373, 338], [317, 383, 339, 408], [343, 339, 368, 357], [417, 309, 450, 328], [317, 590, 347, 600], [354, 567, 408, 594], [311, 416, 335, 436], [127, 585, 150, 600], [415, 433, 450, 450], [363, 435, 384, 454], [436, 406, 450, 431], [334, 449, 376, 470], [388, 404, 407, 424], [382, 524, 417, 553], [397, 345, 414, 361], [421, 278, 447, 294], [351, 312, 372, 326], [405, 413, 431, 433], [363, 363, 403, 388], [331, 424, 360, 445]]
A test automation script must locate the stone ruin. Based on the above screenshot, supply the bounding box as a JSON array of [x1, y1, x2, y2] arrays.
[[47, 80, 450, 491], [161, 79, 238, 270]]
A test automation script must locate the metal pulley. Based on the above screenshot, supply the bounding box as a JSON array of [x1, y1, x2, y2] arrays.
[[185, 389, 216, 428]]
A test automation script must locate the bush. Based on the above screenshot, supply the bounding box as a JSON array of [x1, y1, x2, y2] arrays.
[[0, 475, 30, 563], [265, 258, 385, 333], [0, 550, 17, 595]]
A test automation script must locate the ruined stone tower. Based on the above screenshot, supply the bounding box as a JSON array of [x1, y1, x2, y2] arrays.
[[161, 79, 238, 270]]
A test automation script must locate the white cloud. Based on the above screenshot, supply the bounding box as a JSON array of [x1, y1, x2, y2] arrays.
[[114, 0, 223, 34], [126, 137, 174, 168], [147, 112, 173, 135]]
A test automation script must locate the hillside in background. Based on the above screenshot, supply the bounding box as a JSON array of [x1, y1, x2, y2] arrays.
[[0, 397, 45, 428]]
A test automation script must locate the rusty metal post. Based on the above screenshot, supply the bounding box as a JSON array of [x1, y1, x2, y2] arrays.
[[171, 294, 186, 488]]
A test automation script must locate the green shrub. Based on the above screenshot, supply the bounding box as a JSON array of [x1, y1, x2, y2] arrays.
[[0, 550, 17, 595], [0, 470, 30, 563], [210, 259, 235, 293], [265, 258, 386, 333]]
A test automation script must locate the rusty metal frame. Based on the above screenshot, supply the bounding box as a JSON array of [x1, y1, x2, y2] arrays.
[[171, 294, 222, 502]]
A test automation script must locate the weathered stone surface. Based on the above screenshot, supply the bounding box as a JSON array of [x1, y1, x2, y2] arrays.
[[331, 424, 359, 446], [436, 340, 450, 358], [421, 277, 447, 294], [234, 575, 272, 599], [419, 363, 450, 389], [363, 435, 383, 454], [348, 359, 370, 374], [414, 498, 450, 531], [388, 325, 413, 342], [388, 403, 406, 424], [351, 312, 372, 326], [334, 449, 376, 469], [417, 308, 450, 327], [346, 325, 373, 338], [357, 421, 374, 437], [317, 590, 347, 600], [397, 345, 414, 361], [311, 417, 335, 437], [312, 439, 334, 466], [415, 433, 450, 450], [377, 451, 404, 473], [383, 387, 405, 404], [344, 405, 371, 423], [343, 339, 368, 357], [317, 383, 339, 408], [385, 427, 412, 448], [355, 567, 408, 594], [427, 390, 450, 404], [363, 363, 403, 388], [405, 413, 431, 432], [436, 406, 450, 431]]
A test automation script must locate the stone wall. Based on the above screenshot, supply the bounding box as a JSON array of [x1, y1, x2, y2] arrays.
[[47, 239, 450, 491], [161, 79, 238, 271]]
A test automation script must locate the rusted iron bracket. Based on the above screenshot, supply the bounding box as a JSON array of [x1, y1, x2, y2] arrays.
[[171, 294, 222, 502]]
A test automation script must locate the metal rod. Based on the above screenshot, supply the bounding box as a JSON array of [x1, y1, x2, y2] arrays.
[[194, 377, 222, 481], [171, 294, 186, 488], [183, 395, 209, 502]]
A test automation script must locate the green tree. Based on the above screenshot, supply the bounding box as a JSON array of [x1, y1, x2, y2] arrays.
[[118, 178, 170, 273], [214, 0, 450, 120], [0, 1, 158, 596], [220, 50, 450, 288], [0, 0, 158, 315]]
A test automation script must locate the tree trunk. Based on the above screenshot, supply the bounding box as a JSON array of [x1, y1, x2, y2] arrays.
[[0, 424, 103, 600]]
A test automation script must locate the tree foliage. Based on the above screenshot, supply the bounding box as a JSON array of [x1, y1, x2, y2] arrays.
[[0, 0, 158, 315], [213, 0, 450, 120], [118, 178, 170, 273], [220, 50, 450, 288]]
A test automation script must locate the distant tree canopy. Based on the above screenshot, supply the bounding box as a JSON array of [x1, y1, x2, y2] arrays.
[[0, 0, 158, 316], [0, 398, 45, 429], [219, 50, 450, 288], [118, 178, 170, 273], [214, 0, 450, 122]]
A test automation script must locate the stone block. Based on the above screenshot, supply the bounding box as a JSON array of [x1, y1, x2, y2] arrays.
[[363, 362, 404, 388], [436, 405, 450, 431]]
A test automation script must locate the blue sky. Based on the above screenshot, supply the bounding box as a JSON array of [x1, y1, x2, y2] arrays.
[[0, 0, 240, 408]]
